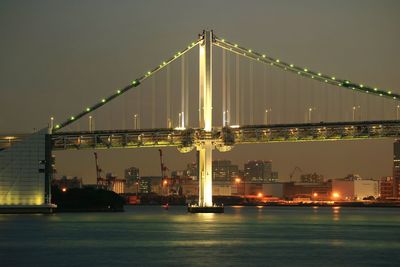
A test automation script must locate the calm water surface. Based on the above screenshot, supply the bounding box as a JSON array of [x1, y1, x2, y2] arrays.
[[1, 206, 399, 267]]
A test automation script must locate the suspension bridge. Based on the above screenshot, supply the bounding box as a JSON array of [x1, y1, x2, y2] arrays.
[[1, 30, 399, 212]]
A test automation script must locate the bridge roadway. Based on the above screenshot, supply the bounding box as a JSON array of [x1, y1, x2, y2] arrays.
[[2, 120, 399, 151], [49, 120, 400, 151]]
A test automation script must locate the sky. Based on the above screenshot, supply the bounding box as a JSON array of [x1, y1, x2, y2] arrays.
[[1, 0, 399, 182]]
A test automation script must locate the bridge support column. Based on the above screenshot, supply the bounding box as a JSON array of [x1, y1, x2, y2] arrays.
[[198, 141, 213, 207], [189, 30, 222, 213], [198, 30, 213, 208]]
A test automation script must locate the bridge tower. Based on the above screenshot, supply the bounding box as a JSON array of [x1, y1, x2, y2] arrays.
[[197, 30, 214, 208], [189, 30, 223, 213]]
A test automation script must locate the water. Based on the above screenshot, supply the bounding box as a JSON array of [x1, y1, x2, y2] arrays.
[[1, 206, 399, 267]]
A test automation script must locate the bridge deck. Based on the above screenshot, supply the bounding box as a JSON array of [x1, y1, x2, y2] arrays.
[[49, 120, 400, 150], [2, 120, 399, 150]]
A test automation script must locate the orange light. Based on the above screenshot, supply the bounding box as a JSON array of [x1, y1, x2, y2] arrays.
[[235, 178, 241, 183], [163, 180, 168, 186], [313, 192, 318, 197], [257, 193, 263, 198], [61, 188, 67, 192], [332, 192, 340, 199]]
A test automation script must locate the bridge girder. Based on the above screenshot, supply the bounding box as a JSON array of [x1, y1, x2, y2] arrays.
[[49, 120, 400, 151]]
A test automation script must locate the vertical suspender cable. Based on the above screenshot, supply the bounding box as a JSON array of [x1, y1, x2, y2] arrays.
[[222, 49, 226, 126], [240, 61, 244, 125], [226, 52, 231, 126], [185, 53, 189, 127], [136, 85, 141, 129], [282, 70, 287, 124], [181, 54, 185, 128], [235, 54, 240, 125], [123, 88, 126, 130], [166, 65, 171, 128], [108, 98, 112, 130], [263, 65, 267, 123], [249, 61, 254, 125], [152, 76, 156, 128]]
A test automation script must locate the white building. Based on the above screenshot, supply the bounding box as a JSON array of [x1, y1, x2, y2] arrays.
[[332, 179, 379, 200]]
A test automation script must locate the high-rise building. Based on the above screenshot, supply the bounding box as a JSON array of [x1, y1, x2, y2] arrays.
[[393, 141, 400, 198], [212, 160, 239, 182], [244, 160, 278, 183], [124, 167, 140, 194], [124, 167, 140, 186]]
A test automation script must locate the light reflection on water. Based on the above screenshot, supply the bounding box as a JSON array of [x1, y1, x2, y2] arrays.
[[1, 206, 400, 267]]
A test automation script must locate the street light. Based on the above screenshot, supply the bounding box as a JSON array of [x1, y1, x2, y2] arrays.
[[307, 107, 315, 123], [163, 179, 169, 197], [332, 192, 340, 200], [264, 108, 272, 124], [397, 105, 400, 120], [133, 114, 138, 129], [50, 117, 54, 130], [89, 116, 93, 132], [352, 105, 360, 121]]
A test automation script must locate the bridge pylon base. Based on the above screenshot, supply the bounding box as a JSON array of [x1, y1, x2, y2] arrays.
[[187, 205, 224, 213]]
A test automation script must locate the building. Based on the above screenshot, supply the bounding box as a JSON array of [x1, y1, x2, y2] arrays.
[[139, 176, 163, 194], [393, 141, 400, 198], [106, 173, 125, 194], [300, 173, 324, 183], [379, 177, 394, 199], [0, 129, 53, 210], [283, 182, 332, 200], [244, 160, 278, 183], [124, 166, 140, 193], [332, 179, 379, 200], [213, 160, 239, 182], [212, 184, 232, 196]]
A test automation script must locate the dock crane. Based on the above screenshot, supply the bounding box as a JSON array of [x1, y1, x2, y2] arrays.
[[289, 166, 303, 182], [94, 152, 107, 188], [93, 152, 125, 192], [158, 149, 171, 197], [158, 149, 168, 180]]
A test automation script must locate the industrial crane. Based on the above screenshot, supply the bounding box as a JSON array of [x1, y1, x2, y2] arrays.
[[289, 166, 303, 182], [158, 149, 171, 197], [158, 149, 168, 180], [93, 152, 125, 193], [94, 152, 106, 188]]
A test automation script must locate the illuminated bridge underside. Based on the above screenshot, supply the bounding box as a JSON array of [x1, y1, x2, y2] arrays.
[[51, 120, 400, 150]]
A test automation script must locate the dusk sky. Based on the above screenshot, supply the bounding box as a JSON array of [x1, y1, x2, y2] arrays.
[[1, 0, 399, 182]]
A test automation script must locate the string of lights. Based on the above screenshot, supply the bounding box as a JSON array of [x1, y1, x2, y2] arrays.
[[214, 37, 399, 101]]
